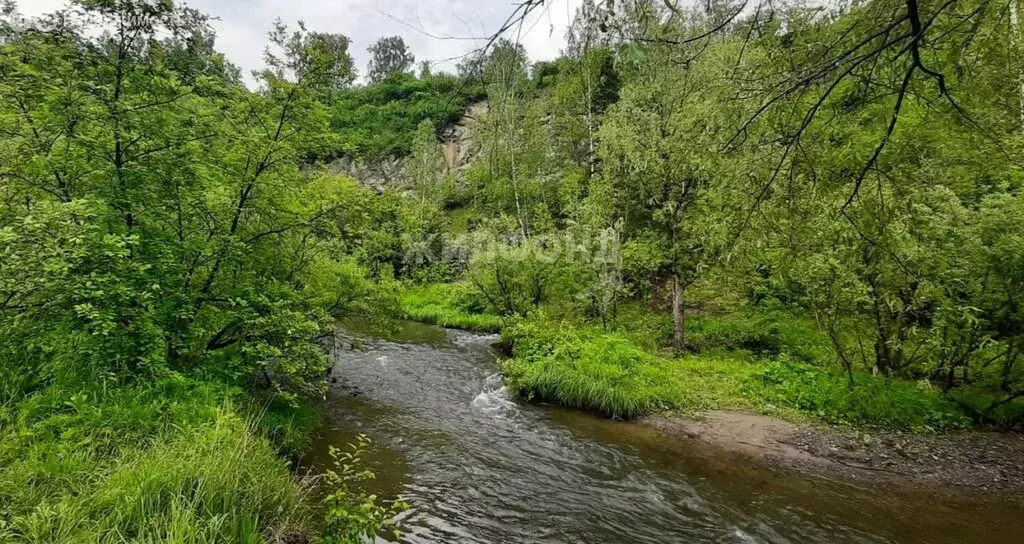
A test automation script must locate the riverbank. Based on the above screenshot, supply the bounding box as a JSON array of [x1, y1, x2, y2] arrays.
[[397, 284, 1024, 492], [500, 315, 974, 429], [644, 410, 1024, 494], [0, 378, 319, 542], [399, 283, 503, 332], [315, 321, 1024, 543]]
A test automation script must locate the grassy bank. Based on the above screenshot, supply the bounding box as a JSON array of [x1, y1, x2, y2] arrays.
[[397, 281, 1021, 431], [501, 315, 975, 431], [399, 282, 503, 332], [0, 378, 317, 542]]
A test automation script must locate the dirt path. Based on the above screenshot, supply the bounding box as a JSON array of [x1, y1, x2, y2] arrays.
[[642, 411, 1024, 494]]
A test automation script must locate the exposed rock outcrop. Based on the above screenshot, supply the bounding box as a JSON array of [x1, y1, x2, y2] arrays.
[[441, 100, 488, 172], [324, 156, 403, 194], [328, 100, 489, 192]]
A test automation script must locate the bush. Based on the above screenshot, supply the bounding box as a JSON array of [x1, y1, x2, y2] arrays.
[[607, 303, 833, 364], [948, 389, 1024, 428], [466, 241, 590, 318], [755, 360, 971, 430], [327, 74, 478, 159], [687, 310, 835, 365], [320, 434, 408, 543]]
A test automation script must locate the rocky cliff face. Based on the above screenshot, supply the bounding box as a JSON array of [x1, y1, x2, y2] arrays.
[[324, 155, 404, 194], [441, 100, 488, 173], [329, 100, 488, 192]]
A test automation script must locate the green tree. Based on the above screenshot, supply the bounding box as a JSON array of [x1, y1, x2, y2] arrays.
[[366, 35, 415, 84], [265, 19, 356, 102], [469, 38, 554, 239], [0, 1, 388, 395], [405, 119, 447, 213], [551, 47, 619, 178], [597, 42, 733, 351]]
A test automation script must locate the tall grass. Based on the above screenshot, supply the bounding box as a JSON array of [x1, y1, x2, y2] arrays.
[[502, 330, 665, 419], [400, 282, 503, 332], [0, 379, 313, 543], [502, 316, 972, 430]]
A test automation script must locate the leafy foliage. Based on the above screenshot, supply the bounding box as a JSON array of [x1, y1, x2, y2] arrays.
[[366, 35, 415, 84], [6, 2, 1024, 538], [447, 0, 1024, 428], [327, 73, 476, 159], [320, 434, 408, 543], [265, 19, 356, 101]]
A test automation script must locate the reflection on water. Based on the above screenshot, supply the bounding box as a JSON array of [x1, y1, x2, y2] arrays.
[[305, 322, 1024, 544]]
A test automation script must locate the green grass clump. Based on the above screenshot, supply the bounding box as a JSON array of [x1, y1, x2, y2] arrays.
[[502, 316, 972, 430], [750, 361, 971, 429], [250, 395, 322, 460], [0, 379, 313, 543], [502, 322, 667, 419], [400, 282, 503, 332], [502, 319, 758, 420]]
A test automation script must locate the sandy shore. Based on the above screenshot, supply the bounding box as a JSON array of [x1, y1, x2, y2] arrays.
[[642, 410, 1024, 494]]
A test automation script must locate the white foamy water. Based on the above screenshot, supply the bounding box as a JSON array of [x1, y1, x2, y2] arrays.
[[471, 374, 517, 416]]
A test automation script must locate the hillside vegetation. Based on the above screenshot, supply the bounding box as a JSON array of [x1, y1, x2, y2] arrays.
[[2, 0, 1024, 541]]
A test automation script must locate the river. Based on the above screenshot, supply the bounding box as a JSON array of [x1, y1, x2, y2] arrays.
[[305, 321, 1023, 543]]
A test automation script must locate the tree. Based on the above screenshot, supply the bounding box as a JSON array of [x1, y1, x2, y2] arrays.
[[366, 35, 415, 84], [974, 194, 1024, 409], [417, 59, 432, 79], [405, 119, 447, 214], [470, 38, 551, 239], [0, 1, 393, 395], [265, 20, 356, 101], [596, 41, 733, 351], [551, 47, 619, 178]]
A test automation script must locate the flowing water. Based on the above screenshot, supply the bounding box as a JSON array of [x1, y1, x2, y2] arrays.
[[307, 321, 1023, 544]]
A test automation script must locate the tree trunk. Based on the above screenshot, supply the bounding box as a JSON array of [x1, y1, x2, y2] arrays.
[[1012, 0, 1024, 122], [584, 66, 596, 178], [1001, 341, 1019, 393], [672, 275, 686, 352]]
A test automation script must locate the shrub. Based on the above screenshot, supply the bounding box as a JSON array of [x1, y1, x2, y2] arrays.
[[320, 434, 408, 543], [755, 360, 972, 430], [467, 241, 590, 318], [687, 311, 835, 365], [327, 74, 477, 159]]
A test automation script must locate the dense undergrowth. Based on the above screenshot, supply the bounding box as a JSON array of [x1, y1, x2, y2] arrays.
[[1, 4, 436, 540], [501, 314, 974, 430], [0, 378, 315, 542], [327, 73, 482, 160]]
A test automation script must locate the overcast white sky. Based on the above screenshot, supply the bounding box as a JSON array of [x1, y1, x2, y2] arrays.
[[17, 0, 581, 83]]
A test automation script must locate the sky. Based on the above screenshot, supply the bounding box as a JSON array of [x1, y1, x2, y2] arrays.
[[17, 0, 582, 84]]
